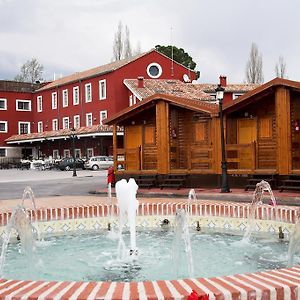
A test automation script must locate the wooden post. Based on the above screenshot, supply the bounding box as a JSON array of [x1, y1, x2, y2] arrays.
[[275, 87, 291, 175], [113, 125, 117, 171], [211, 116, 221, 174], [156, 101, 169, 174]]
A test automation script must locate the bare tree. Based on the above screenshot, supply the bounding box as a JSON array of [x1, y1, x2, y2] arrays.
[[112, 21, 135, 61], [112, 21, 123, 61], [275, 56, 287, 78], [245, 43, 264, 84], [133, 41, 142, 56], [123, 25, 132, 59], [15, 58, 44, 83]]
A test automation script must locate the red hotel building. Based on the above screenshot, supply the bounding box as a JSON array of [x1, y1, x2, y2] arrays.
[[0, 49, 197, 160]]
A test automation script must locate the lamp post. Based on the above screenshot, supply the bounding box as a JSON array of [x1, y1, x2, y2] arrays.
[[70, 128, 77, 177], [215, 84, 230, 193]]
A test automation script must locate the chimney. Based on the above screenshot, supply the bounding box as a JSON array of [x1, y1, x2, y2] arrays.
[[137, 76, 144, 88], [219, 75, 227, 87]]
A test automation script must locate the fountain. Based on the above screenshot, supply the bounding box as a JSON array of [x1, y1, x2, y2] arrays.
[[0, 205, 37, 276], [242, 180, 277, 242], [173, 208, 194, 278], [115, 178, 139, 258], [0, 186, 39, 276]]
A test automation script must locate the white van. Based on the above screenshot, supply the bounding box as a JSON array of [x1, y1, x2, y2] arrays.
[[84, 156, 113, 170]]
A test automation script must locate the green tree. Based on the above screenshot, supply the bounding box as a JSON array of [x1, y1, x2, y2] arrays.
[[15, 58, 44, 83], [155, 45, 200, 79]]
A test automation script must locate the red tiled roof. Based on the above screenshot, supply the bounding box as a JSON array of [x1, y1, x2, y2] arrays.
[[197, 83, 259, 93], [105, 93, 219, 125], [5, 125, 123, 143], [124, 79, 214, 101], [36, 50, 157, 92]]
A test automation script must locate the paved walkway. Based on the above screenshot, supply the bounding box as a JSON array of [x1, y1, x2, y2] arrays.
[[1, 186, 300, 213]]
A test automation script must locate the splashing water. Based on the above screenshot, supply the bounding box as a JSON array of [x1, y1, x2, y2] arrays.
[[115, 178, 139, 259], [172, 209, 194, 278], [287, 209, 300, 266], [0, 205, 37, 276], [242, 180, 277, 242]]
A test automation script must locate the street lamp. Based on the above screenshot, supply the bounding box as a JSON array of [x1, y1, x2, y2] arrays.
[[215, 84, 230, 193], [70, 128, 77, 177]]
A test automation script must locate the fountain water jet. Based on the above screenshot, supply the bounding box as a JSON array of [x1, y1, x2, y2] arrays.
[[172, 208, 194, 278], [242, 180, 277, 242], [115, 178, 139, 258], [0, 205, 37, 276]]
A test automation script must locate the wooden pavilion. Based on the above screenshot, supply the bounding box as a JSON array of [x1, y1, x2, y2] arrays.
[[105, 78, 300, 188]]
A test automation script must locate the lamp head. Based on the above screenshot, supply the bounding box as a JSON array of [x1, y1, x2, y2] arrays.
[[215, 84, 225, 101]]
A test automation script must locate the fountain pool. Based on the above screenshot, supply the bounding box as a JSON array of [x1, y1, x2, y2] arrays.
[[1, 229, 294, 282], [0, 198, 299, 299]]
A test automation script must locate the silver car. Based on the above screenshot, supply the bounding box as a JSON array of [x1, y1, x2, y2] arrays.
[[84, 156, 113, 170]]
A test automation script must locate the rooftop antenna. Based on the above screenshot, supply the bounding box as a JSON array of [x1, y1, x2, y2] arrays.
[[171, 26, 174, 77]]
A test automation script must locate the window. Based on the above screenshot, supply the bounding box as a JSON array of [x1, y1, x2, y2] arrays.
[[74, 115, 80, 129], [52, 92, 57, 109], [37, 96, 43, 112], [100, 110, 107, 125], [75, 149, 81, 158], [53, 149, 59, 159], [63, 117, 70, 129], [0, 98, 7, 110], [64, 149, 70, 158], [129, 95, 133, 106], [16, 100, 31, 111], [0, 121, 8, 133], [233, 93, 244, 100], [37, 121, 43, 133], [62, 89, 68, 107], [85, 83, 92, 102], [147, 63, 162, 78], [86, 113, 93, 127], [87, 148, 94, 158], [52, 119, 58, 131], [18, 122, 30, 134], [73, 86, 79, 105], [99, 79, 106, 100], [0, 149, 6, 157]]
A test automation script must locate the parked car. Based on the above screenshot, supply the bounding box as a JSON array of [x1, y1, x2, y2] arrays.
[[58, 158, 85, 171], [84, 156, 113, 170]]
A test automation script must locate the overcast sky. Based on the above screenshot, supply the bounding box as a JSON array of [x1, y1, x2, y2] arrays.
[[1, 0, 299, 84]]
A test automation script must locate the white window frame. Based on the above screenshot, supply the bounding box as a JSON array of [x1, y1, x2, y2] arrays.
[[75, 148, 81, 158], [99, 79, 106, 100], [62, 89, 68, 107], [0, 98, 7, 110], [52, 119, 58, 131], [0, 121, 8, 133], [74, 115, 80, 129], [62, 117, 70, 129], [63, 149, 70, 158], [85, 83, 92, 102], [53, 149, 59, 159], [37, 95, 43, 112], [16, 100, 31, 111], [18, 121, 31, 134], [233, 93, 244, 100], [86, 113, 93, 127], [52, 92, 57, 109], [129, 95, 133, 106], [100, 110, 107, 125], [87, 148, 94, 158], [147, 62, 162, 79], [37, 121, 43, 133], [73, 86, 79, 105]]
